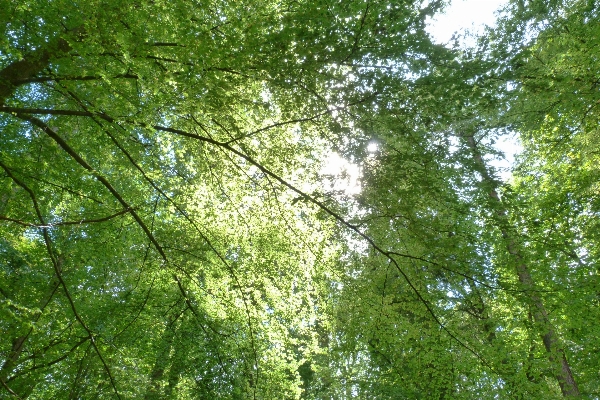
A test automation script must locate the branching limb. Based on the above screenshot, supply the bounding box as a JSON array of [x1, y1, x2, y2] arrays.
[[0, 161, 122, 399], [0, 208, 132, 228], [14, 114, 165, 262], [156, 123, 495, 373]]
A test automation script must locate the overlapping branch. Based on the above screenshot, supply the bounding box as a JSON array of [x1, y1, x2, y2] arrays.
[[0, 161, 122, 399], [1, 105, 494, 375]]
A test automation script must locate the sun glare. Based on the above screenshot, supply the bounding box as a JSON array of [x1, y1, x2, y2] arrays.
[[321, 152, 362, 195]]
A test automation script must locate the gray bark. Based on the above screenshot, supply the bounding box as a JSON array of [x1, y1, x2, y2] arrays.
[[464, 133, 579, 396]]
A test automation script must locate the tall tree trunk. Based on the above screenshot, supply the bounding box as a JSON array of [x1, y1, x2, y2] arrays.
[[464, 133, 579, 396], [0, 280, 60, 386], [144, 322, 177, 400]]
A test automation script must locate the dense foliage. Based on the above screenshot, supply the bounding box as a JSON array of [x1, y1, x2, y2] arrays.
[[1, 0, 598, 398]]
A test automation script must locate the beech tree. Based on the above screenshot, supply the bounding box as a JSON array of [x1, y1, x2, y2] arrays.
[[1, 0, 598, 398]]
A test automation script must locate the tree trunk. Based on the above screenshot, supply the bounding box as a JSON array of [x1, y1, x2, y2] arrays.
[[144, 323, 177, 400], [0, 280, 60, 386], [463, 133, 579, 396]]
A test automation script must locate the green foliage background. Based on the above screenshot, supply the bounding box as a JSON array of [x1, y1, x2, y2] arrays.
[[1, 0, 598, 398]]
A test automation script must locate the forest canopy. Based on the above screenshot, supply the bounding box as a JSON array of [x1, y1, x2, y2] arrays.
[[1, 0, 598, 398]]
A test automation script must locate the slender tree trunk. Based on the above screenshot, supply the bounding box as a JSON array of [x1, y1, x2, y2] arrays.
[[464, 134, 579, 396], [144, 323, 177, 400], [0, 280, 60, 386], [0, 336, 27, 384]]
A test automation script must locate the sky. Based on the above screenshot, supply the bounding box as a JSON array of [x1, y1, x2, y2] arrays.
[[427, 0, 520, 181], [426, 0, 509, 45]]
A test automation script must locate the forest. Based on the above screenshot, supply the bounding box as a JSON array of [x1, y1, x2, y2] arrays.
[[0, 0, 598, 398]]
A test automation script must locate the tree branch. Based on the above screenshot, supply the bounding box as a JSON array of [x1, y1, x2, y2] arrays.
[[15, 114, 165, 262], [156, 123, 492, 370], [0, 208, 132, 228], [0, 161, 121, 399], [0, 29, 81, 106]]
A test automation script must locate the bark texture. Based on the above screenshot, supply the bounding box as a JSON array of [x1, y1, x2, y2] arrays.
[[0, 33, 75, 106], [464, 133, 579, 396]]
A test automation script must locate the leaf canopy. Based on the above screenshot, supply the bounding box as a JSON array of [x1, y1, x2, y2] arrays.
[[1, 0, 599, 398]]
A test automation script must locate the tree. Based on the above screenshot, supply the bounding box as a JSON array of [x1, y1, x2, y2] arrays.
[[0, 0, 443, 398], [308, 0, 599, 397], [2, 0, 599, 398]]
